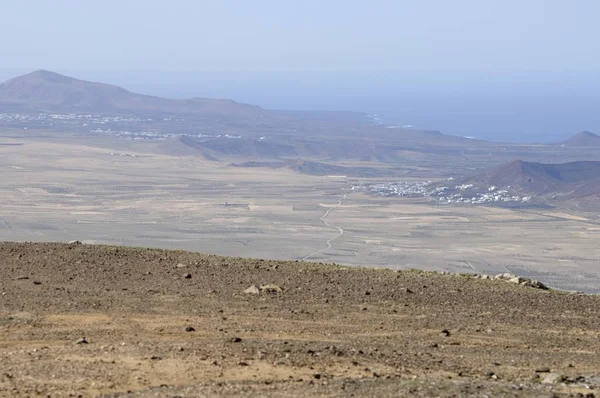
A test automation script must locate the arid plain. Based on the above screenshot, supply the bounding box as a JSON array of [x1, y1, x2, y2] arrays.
[[2, 66, 600, 397], [2, 134, 599, 293]]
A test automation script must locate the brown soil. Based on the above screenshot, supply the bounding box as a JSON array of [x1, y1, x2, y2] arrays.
[[1, 242, 599, 397]]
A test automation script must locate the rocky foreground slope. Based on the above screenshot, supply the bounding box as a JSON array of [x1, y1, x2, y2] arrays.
[[0, 242, 599, 397]]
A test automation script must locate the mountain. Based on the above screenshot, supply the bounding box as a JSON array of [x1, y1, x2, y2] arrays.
[[0, 70, 262, 115], [462, 160, 600, 198], [0, 70, 496, 153], [560, 131, 600, 147]]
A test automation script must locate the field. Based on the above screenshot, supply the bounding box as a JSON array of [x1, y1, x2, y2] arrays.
[[1, 242, 600, 397], [1, 135, 599, 293]]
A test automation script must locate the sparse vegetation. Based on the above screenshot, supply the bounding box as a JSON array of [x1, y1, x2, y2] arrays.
[[1, 242, 600, 396]]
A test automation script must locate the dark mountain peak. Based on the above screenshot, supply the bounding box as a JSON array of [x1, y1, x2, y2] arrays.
[[501, 159, 527, 171], [462, 160, 600, 199], [1, 70, 84, 87], [494, 160, 600, 181], [577, 130, 597, 137], [561, 131, 600, 147], [0, 70, 260, 115], [26, 70, 78, 83]]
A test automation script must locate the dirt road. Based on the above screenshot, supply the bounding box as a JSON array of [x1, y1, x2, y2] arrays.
[[303, 194, 347, 261]]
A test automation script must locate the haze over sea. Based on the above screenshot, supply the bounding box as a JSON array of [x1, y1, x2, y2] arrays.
[[135, 70, 599, 144], [2, 68, 598, 144], [3, 1, 599, 144]]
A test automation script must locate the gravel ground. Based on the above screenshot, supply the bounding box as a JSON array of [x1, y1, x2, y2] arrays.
[[0, 242, 599, 397]]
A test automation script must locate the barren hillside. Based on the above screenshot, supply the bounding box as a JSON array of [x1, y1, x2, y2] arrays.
[[0, 243, 599, 397], [0, 70, 262, 115], [462, 159, 600, 198], [561, 131, 600, 147]]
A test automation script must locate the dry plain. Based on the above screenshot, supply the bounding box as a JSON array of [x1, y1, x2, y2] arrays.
[[1, 135, 599, 293], [2, 71, 600, 398]]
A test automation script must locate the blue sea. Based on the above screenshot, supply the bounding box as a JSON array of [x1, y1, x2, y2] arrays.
[[3, 69, 598, 144]]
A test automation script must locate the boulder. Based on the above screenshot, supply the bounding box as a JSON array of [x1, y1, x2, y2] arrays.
[[542, 373, 565, 384], [260, 284, 283, 294], [244, 285, 260, 294]]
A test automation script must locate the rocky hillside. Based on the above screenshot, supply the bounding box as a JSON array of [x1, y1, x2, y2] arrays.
[[462, 159, 600, 198], [1, 242, 599, 397]]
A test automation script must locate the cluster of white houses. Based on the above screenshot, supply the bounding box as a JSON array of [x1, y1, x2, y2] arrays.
[[90, 129, 242, 141], [353, 181, 532, 205], [0, 112, 150, 125], [0, 112, 244, 141]]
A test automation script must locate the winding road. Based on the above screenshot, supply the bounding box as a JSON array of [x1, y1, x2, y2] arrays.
[[302, 194, 347, 261]]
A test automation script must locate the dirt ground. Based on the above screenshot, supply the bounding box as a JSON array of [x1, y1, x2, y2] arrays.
[[1, 242, 599, 397]]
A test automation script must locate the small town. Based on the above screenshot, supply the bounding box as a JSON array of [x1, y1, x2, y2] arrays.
[[353, 180, 533, 205], [92, 128, 242, 141], [0, 111, 151, 125], [0, 112, 244, 141]]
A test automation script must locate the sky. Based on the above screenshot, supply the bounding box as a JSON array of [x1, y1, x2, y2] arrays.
[[1, 0, 600, 141]]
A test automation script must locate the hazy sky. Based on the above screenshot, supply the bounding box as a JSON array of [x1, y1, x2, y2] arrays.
[[2, 0, 600, 140], [2, 0, 599, 72]]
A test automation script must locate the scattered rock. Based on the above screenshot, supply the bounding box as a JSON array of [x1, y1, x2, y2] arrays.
[[150, 356, 162, 361], [244, 285, 260, 295], [33, 281, 42, 285], [260, 284, 283, 294], [440, 329, 451, 337], [485, 273, 548, 289], [535, 367, 551, 373], [495, 273, 515, 280], [576, 393, 596, 398], [522, 279, 548, 290], [509, 276, 525, 284], [175, 263, 187, 268], [15, 276, 29, 280], [185, 326, 195, 332], [183, 273, 192, 279], [230, 337, 243, 343], [244, 284, 283, 294], [542, 373, 565, 384], [76, 337, 88, 345]]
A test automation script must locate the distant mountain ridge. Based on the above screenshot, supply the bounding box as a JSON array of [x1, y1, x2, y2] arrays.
[[560, 131, 600, 147], [0, 70, 262, 115], [462, 160, 600, 199]]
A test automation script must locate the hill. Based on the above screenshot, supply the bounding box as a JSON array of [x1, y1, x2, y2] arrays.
[[0, 70, 263, 115], [229, 159, 401, 177], [560, 131, 600, 147], [2, 242, 600, 396], [152, 135, 221, 160], [462, 159, 600, 198]]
